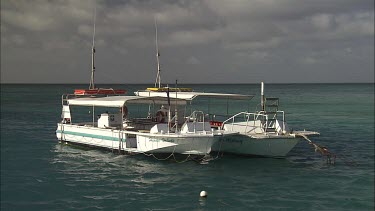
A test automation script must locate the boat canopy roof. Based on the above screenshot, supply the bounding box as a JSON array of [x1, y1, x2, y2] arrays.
[[68, 96, 186, 107], [135, 90, 254, 101], [146, 87, 193, 92]]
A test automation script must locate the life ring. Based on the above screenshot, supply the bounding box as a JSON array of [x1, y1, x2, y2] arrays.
[[156, 110, 166, 123]]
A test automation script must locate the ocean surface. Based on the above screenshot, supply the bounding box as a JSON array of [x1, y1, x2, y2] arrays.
[[1, 83, 374, 210]]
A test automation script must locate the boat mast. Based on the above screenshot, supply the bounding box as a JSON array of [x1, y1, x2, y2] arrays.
[[89, 6, 97, 90], [175, 79, 178, 131], [154, 18, 161, 88], [261, 82, 265, 111], [167, 87, 171, 133]]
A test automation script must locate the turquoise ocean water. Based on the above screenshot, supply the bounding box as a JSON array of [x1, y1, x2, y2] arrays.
[[1, 83, 374, 210]]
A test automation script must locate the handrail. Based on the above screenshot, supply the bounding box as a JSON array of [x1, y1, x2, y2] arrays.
[[184, 110, 206, 133], [185, 111, 205, 122], [221, 112, 268, 131], [258, 110, 286, 133], [221, 110, 286, 134]]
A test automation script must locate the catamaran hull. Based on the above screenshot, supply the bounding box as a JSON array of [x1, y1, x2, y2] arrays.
[[56, 124, 215, 155], [212, 134, 300, 157], [136, 135, 215, 155]]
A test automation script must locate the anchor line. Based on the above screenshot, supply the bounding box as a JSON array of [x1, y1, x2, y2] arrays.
[[213, 136, 224, 160], [172, 137, 194, 163], [298, 134, 336, 165], [299, 134, 357, 167], [141, 139, 193, 163], [141, 145, 177, 161]]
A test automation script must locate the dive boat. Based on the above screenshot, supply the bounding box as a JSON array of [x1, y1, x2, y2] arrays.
[[56, 95, 220, 157], [136, 21, 318, 157], [137, 82, 319, 157], [214, 82, 320, 157]]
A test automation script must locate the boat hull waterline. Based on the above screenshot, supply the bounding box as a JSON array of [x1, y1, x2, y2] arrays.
[[56, 124, 217, 155], [213, 134, 300, 157]]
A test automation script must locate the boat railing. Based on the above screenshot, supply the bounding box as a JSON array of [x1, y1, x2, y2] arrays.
[[221, 112, 267, 132], [221, 111, 286, 134], [61, 94, 75, 105], [185, 111, 205, 123], [183, 110, 210, 133], [258, 110, 286, 133]]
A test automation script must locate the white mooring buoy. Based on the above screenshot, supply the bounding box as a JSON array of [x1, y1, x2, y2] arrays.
[[200, 190, 207, 197]]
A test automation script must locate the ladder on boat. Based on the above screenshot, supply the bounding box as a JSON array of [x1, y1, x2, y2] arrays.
[[263, 97, 280, 133]]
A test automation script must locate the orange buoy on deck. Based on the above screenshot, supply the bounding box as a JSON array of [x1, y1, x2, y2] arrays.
[[74, 88, 127, 96]]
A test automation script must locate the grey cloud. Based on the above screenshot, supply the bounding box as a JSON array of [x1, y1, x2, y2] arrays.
[[186, 56, 201, 65], [2, 0, 93, 31], [1, 0, 373, 83]]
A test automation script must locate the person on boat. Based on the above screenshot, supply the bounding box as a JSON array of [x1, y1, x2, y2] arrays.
[[63, 118, 71, 124], [121, 105, 128, 120], [156, 105, 168, 123]]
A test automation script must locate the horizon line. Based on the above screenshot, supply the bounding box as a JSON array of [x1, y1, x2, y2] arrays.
[[1, 82, 374, 85]]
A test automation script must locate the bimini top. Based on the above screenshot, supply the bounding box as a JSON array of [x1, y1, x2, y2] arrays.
[[146, 87, 193, 92], [68, 96, 187, 107], [135, 90, 254, 101]]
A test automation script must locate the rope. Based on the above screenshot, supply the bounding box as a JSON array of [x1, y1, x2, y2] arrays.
[[209, 136, 224, 161], [298, 134, 336, 165], [141, 145, 177, 161], [298, 134, 358, 167], [172, 137, 194, 163]]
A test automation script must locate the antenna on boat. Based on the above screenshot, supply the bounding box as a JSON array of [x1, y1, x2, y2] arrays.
[[154, 18, 161, 88], [261, 82, 265, 111], [175, 79, 178, 131], [167, 87, 171, 133], [89, 5, 97, 90]]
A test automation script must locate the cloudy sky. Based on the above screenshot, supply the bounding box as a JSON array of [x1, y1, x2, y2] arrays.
[[1, 0, 374, 84]]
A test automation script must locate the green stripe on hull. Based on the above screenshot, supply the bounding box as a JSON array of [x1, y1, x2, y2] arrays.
[[56, 130, 125, 142]]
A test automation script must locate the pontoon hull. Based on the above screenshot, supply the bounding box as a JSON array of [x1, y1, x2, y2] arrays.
[[56, 124, 216, 155]]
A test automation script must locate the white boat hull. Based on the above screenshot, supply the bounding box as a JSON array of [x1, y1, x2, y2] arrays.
[[212, 134, 300, 157], [56, 124, 215, 155], [136, 135, 215, 154]]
